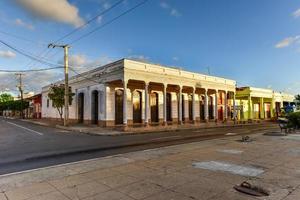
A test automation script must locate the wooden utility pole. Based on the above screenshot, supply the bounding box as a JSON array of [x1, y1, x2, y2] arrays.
[[16, 73, 24, 119], [48, 43, 70, 126]]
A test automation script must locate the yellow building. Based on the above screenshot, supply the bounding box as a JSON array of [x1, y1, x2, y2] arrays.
[[235, 87, 294, 121]]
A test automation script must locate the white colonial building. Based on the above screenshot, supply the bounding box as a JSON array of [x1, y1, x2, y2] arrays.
[[42, 59, 238, 127]]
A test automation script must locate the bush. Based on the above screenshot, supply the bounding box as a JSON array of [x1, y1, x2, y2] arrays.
[[287, 112, 300, 129]]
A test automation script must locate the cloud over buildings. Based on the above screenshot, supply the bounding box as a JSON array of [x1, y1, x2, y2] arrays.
[[14, 18, 35, 30], [159, 1, 181, 17], [275, 36, 300, 48], [14, 0, 85, 27], [0, 50, 16, 58]]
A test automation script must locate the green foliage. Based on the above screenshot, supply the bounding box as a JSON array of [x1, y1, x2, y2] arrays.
[[48, 84, 74, 120], [0, 93, 14, 103], [287, 112, 300, 129], [0, 100, 29, 111]]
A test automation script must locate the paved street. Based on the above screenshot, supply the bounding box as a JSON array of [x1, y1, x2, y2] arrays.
[[1, 130, 300, 200], [0, 117, 278, 175]]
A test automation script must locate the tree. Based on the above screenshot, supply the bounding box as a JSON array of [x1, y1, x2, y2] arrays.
[[295, 94, 300, 106], [0, 93, 14, 103], [48, 84, 75, 121]]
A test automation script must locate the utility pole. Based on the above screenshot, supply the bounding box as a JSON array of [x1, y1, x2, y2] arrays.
[[16, 73, 24, 119], [48, 43, 70, 126]]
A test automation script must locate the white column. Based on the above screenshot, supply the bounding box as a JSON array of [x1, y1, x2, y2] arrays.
[[204, 89, 209, 122], [192, 88, 196, 122], [224, 91, 228, 120], [233, 92, 236, 120], [123, 80, 128, 125], [215, 90, 218, 121], [248, 96, 252, 120], [144, 82, 149, 125], [163, 84, 167, 124], [178, 85, 182, 124]]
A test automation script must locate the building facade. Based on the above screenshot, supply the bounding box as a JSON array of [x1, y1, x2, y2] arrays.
[[235, 87, 294, 121], [42, 59, 237, 127]]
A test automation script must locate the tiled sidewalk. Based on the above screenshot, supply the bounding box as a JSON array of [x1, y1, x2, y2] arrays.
[[1, 132, 300, 200]]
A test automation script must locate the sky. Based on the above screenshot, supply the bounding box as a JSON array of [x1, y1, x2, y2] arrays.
[[0, 0, 300, 95]]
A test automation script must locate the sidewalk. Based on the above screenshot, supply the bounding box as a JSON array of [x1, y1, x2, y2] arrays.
[[1, 132, 300, 200], [21, 118, 274, 136]]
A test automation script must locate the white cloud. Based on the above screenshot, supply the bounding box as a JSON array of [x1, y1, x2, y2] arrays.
[[14, 18, 34, 30], [15, 0, 85, 27], [96, 16, 103, 24], [128, 55, 150, 62], [159, 1, 181, 17], [293, 8, 300, 18], [172, 56, 179, 61], [0, 50, 16, 58], [103, 2, 110, 9], [275, 35, 300, 48]]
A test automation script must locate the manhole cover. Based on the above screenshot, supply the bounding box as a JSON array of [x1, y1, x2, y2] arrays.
[[234, 181, 269, 197]]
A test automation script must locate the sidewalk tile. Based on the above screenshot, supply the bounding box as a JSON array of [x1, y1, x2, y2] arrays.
[[58, 181, 110, 200], [96, 174, 140, 189], [142, 190, 193, 200], [0, 193, 7, 200], [116, 181, 165, 199], [48, 174, 91, 189], [27, 191, 69, 200], [83, 168, 121, 180], [82, 190, 134, 200], [5, 182, 55, 200]]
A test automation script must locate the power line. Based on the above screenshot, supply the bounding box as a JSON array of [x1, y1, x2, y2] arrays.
[[0, 29, 46, 46], [68, 67, 101, 84], [0, 39, 63, 68], [70, 0, 149, 44], [0, 66, 63, 73], [27, 0, 126, 70]]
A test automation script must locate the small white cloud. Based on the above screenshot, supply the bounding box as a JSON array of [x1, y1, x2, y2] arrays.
[[293, 8, 300, 18], [103, 2, 110, 9], [0, 50, 16, 58], [15, 0, 85, 27], [159, 1, 181, 17], [128, 55, 150, 62], [275, 36, 300, 48], [172, 56, 179, 61], [14, 18, 34, 30], [96, 16, 103, 24]]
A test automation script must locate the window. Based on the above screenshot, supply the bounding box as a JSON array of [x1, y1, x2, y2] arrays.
[[47, 99, 49, 108]]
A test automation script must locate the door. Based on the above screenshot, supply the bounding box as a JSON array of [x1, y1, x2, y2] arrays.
[[182, 95, 185, 121], [133, 91, 142, 123], [200, 95, 205, 120], [253, 103, 260, 119], [150, 92, 159, 122], [166, 93, 172, 121], [208, 96, 213, 119], [115, 89, 123, 125], [265, 103, 271, 119], [188, 94, 193, 121], [78, 93, 84, 123], [91, 90, 99, 124]]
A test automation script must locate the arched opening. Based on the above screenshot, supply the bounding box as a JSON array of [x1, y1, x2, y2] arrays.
[[182, 94, 185, 121], [200, 95, 205, 120], [166, 93, 172, 121], [132, 90, 142, 123], [150, 92, 159, 123], [208, 96, 213, 120], [188, 94, 193, 121], [115, 89, 124, 125], [78, 93, 84, 123], [91, 90, 99, 125]]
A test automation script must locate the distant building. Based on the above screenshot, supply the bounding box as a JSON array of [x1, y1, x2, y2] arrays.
[[42, 59, 237, 126], [235, 87, 294, 121], [24, 94, 42, 119]]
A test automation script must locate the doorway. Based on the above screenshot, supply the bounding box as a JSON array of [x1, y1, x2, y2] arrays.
[[115, 89, 123, 125], [150, 92, 159, 122], [132, 90, 142, 123]]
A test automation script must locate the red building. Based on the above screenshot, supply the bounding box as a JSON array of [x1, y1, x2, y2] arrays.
[[24, 94, 42, 119]]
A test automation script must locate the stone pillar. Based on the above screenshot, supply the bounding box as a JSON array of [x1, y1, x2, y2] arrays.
[[248, 96, 252, 120], [192, 88, 196, 122], [260, 98, 264, 119], [163, 84, 167, 125], [215, 90, 218, 122], [204, 89, 209, 122], [123, 80, 128, 125], [144, 82, 149, 125], [178, 85, 182, 124], [270, 97, 275, 118], [224, 91, 228, 121], [233, 92, 236, 121]]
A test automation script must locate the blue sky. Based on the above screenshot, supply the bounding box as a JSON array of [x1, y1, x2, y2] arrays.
[[0, 0, 300, 94]]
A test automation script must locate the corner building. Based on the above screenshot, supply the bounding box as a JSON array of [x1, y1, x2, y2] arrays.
[[42, 59, 237, 127]]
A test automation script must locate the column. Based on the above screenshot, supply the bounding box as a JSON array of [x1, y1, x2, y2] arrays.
[[224, 91, 228, 121], [248, 96, 252, 120], [163, 84, 167, 125], [192, 88, 196, 122], [178, 85, 182, 124], [270, 97, 275, 118], [204, 89, 209, 122], [215, 90, 218, 122], [144, 82, 149, 125], [233, 92, 236, 121], [123, 80, 128, 125], [260, 98, 264, 119]]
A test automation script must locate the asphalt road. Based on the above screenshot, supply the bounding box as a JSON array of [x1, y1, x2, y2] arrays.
[[0, 117, 279, 175]]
